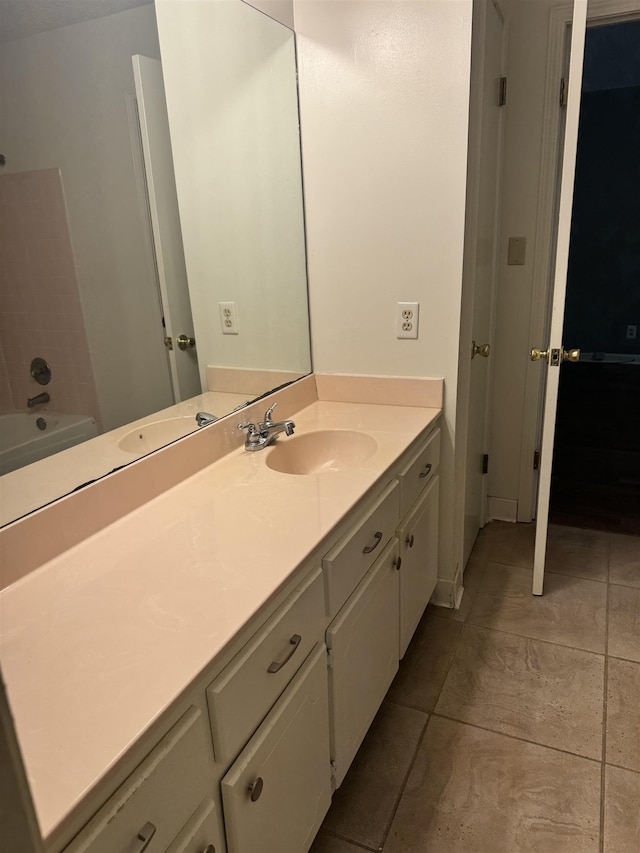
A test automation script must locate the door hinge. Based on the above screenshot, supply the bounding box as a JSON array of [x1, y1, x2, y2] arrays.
[[326, 648, 333, 670], [482, 454, 489, 475], [533, 450, 540, 470], [330, 760, 337, 781], [499, 76, 507, 106], [560, 77, 568, 108]]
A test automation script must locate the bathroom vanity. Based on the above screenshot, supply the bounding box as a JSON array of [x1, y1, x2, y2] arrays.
[[0, 377, 441, 853]]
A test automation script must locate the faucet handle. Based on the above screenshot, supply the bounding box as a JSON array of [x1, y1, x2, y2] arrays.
[[238, 421, 258, 433], [263, 402, 277, 425]]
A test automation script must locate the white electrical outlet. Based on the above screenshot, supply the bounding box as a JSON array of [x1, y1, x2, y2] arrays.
[[219, 301, 238, 335], [396, 302, 419, 339], [626, 324, 637, 340]]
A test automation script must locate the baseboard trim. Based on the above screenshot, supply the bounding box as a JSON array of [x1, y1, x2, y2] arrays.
[[487, 496, 518, 522]]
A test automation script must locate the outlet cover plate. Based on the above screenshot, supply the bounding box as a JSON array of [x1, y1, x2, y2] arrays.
[[219, 302, 238, 335], [396, 302, 419, 339]]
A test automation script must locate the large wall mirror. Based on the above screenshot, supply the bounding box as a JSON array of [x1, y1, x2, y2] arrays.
[[0, 0, 311, 526]]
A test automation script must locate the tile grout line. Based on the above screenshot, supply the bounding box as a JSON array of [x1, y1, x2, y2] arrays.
[[377, 713, 432, 852], [599, 535, 612, 853], [429, 711, 603, 765], [378, 618, 469, 851], [444, 615, 607, 658]]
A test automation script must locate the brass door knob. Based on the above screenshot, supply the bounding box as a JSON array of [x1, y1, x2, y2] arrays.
[[176, 334, 196, 350], [471, 341, 491, 359], [530, 347, 549, 362], [563, 347, 580, 362]]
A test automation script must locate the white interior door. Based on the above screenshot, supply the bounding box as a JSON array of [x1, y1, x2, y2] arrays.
[[460, 0, 505, 568], [132, 55, 202, 402], [532, 0, 588, 595]]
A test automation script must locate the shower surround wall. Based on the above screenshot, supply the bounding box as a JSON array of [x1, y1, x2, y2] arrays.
[[0, 169, 101, 425]]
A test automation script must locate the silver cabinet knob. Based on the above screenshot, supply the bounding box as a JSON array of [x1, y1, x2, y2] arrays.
[[249, 776, 264, 802], [406, 534, 415, 548], [133, 822, 156, 853]]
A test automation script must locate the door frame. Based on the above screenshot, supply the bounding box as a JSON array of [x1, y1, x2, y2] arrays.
[[456, 0, 508, 575], [518, 0, 640, 522]]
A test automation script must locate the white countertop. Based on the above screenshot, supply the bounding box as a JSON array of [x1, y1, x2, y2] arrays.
[[0, 399, 439, 841]]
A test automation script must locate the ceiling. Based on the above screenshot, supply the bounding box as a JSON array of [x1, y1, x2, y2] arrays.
[[0, 0, 152, 42]]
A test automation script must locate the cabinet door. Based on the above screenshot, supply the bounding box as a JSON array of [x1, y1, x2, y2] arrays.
[[397, 476, 439, 658], [326, 539, 400, 788], [221, 646, 331, 853]]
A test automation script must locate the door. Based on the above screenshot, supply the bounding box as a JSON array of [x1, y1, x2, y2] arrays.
[[460, 0, 505, 568], [531, 0, 588, 595], [132, 55, 202, 402]]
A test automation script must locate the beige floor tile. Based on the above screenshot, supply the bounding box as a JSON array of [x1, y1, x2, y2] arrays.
[[609, 534, 640, 589], [388, 614, 462, 711], [435, 625, 604, 759], [608, 584, 640, 663], [606, 657, 640, 772], [468, 563, 607, 653], [604, 765, 640, 853], [310, 831, 368, 853], [385, 717, 601, 853], [320, 701, 427, 849], [484, 520, 535, 569], [545, 524, 610, 583]]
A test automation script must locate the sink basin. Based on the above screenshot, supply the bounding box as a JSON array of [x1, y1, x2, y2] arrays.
[[118, 417, 197, 453], [266, 430, 377, 475]]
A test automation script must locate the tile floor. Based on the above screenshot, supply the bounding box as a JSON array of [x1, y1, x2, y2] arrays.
[[310, 521, 640, 853]]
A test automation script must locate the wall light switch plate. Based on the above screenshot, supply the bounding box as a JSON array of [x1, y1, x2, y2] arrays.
[[507, 236, 526, 265], [396, 302, 419, 339], [219, 302, 238, 335], [626, 324, 637, 340]]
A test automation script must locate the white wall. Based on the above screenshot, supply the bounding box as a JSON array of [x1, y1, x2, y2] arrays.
[[1, 5, 174, 431], [294, 0, 473, 584], [155, 0, 310, 385]]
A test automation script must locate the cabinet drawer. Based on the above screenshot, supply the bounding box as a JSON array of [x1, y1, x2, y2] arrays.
[[323, 479, 399, 618], [65, 707, 210, 853], [207, 568, 324, 765], [327, 538, 400, 787], [165, 799, 225, 853], [399, 427, 440, 515], [221, 645, 331, 853]]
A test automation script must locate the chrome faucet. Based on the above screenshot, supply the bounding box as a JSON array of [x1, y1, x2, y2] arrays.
[[238, 402, 295, 451], [27, 392, 50, 408], [195, 411, 217, 427]]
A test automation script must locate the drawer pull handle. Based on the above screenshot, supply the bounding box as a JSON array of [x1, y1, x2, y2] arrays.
[[419, 463, 432, 479], [393, 556, 402, 571], [249, 776, 264, 802], [406, 534, 415, 548], [267, 634, 302, 673], [133, 822, 156, 853], [363, 531, 383, 554], [202, 846, 216, 853]]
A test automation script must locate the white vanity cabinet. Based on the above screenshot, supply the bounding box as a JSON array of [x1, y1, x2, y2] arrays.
[[326, 538, 400, 787], [396, 475, 440, 657], [55, 416, 442, 853], [64, 706, 222, 853], [220, 646, 331, 853], [395, 428, 441, 657]]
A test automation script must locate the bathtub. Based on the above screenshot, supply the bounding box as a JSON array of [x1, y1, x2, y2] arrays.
[[0, 412, 98, 476]]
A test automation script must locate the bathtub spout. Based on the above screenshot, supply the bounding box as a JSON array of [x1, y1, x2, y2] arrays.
[[27, 392, 50, 408]]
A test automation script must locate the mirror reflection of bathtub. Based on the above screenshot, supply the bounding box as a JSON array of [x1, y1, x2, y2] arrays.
[[0, 411, 98, 476]]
